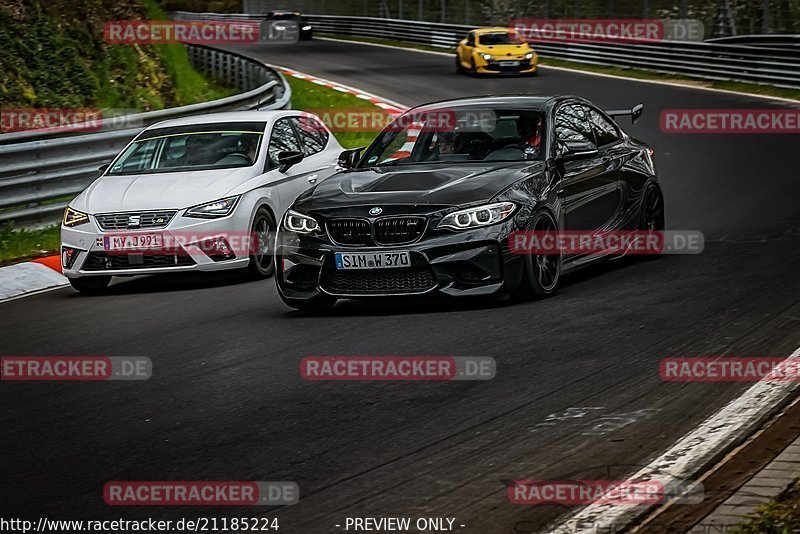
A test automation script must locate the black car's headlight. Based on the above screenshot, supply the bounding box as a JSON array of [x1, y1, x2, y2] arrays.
[[283, 209, 321, 235], [185, 196, 240, 219], [63, 207, 90, 227], [437, 202, 516, 231]]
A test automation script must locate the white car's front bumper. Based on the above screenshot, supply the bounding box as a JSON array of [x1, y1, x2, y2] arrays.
[[61, 210, 253, 278]]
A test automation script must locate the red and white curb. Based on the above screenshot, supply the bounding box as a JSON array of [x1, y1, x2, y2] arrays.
[[278, 67, 409, 116], [0, 256, 66, 303]]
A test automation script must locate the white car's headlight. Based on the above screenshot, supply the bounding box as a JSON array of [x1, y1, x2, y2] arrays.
[[185, 196, 240, 219], [482, 53, 492, 61], [63, 207, 89, 227], [525, 52, 534, 59], [437, 202, 516, 231], [283, 209, 321, 235]]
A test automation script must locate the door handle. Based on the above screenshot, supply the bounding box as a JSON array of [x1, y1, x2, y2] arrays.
[[307, 174, 318, 183]]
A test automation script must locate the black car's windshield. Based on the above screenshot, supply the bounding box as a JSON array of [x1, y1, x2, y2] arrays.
[[479, 31, 525, 45], [359, 107, 545, 167], [108, 122, 265, 175]]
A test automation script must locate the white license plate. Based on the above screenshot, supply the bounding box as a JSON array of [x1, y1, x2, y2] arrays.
[[500, 61, 520, 66], [103, 233, 164, 251], [335, 251, 411, 270]]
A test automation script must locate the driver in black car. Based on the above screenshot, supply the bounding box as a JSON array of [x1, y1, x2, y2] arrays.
[[517, 114, 543, 158]]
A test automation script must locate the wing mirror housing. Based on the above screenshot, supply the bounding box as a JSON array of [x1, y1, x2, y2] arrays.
[[556, 139, 599, 161], [277, 150, 304, 172], [337, 146, 366, 170]]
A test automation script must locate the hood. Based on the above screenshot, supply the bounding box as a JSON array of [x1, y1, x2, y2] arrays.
[[300, 162, 544, 209], [74, 167, 257, 213]]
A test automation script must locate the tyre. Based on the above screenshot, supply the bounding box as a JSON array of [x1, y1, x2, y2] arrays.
[[68, 276, 111, 294], [247, 207, 276, 278], [641, 183, 665, 232], [517, 210, 561, 299], [456, 56, 464, 74], [278, 291, 337, 312], [635, 183, 665, 261]]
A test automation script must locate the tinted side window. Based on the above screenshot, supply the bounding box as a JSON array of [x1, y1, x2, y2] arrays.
[[555, 104, 593, 143], [466, 32, 475, 46], [267, 118, 302, 170], [588, 107, 621, 146], [292, 116, 329, 156]]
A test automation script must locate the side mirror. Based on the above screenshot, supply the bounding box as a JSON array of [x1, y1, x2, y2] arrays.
[[631, 103, 644, 124], [337, 146, 366, 170], [277, 150, 304, 172], [98, 163, 110, 173], [556, 139, 598, 161]]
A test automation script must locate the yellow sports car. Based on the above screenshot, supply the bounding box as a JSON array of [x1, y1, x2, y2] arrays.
[[456, 28, 538, 76]]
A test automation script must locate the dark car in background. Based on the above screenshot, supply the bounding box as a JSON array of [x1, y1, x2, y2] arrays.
[[275, 95, 663, 311], [266, 10, 312, 40]]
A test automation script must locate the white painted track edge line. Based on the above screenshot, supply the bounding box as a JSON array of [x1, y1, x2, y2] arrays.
[[316, 36, 800, 106], [547, 346, 800, 533]]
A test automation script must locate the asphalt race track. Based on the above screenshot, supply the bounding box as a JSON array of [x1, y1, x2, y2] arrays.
[[2, 39, 800, 533]]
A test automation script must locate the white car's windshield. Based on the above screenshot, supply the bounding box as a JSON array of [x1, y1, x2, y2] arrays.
[[109, 122, 265, 175], [359, 108, 546, 167]]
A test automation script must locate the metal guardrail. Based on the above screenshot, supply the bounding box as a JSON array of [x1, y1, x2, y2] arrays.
[[300, 15, 800, 89], [0, 44, 291, 228]]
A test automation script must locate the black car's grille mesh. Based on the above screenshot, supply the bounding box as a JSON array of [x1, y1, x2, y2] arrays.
[[373, 217, 425, 245], [321, 267, 436, 295], [327, 219, 370, 246], [83, 252, 194, 271], [327, 216, 426, 246], [95, 210, 177, 230]]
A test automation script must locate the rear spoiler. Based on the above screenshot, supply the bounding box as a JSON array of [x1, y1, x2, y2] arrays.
[[605, 103, 644, 125]]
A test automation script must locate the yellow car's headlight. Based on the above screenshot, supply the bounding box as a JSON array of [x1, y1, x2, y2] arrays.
[[481, 53, 492, 61], [63, 207, 89, 227], [525, 52, 535, 60]]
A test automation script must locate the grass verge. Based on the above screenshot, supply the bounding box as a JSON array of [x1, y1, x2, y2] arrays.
[[737, 478, 800, 533], [319, 33, 800, 102], [284, 73, 383, 149], [0, 224, 60, 266]]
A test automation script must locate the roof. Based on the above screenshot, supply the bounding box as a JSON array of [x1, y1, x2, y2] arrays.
[[147, 110, 294, 130], [410, 95, 566, 111], [473, 27, 518, 34]]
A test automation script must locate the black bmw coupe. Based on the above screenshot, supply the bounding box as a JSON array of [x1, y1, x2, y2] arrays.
[[275, 95, 663, 311]]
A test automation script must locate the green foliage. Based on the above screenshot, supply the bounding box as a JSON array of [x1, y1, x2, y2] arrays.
[[0, 0, 235, 119], [0, 224, 60, 265], [737, 479, 800, 533]]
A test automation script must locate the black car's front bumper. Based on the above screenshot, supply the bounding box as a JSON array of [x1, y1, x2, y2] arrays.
[[275, 222, 524, 301]]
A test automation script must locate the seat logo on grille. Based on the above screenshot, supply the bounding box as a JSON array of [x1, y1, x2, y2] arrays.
[[127, 215, 141, 228], [369, 207, 382, 216]]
